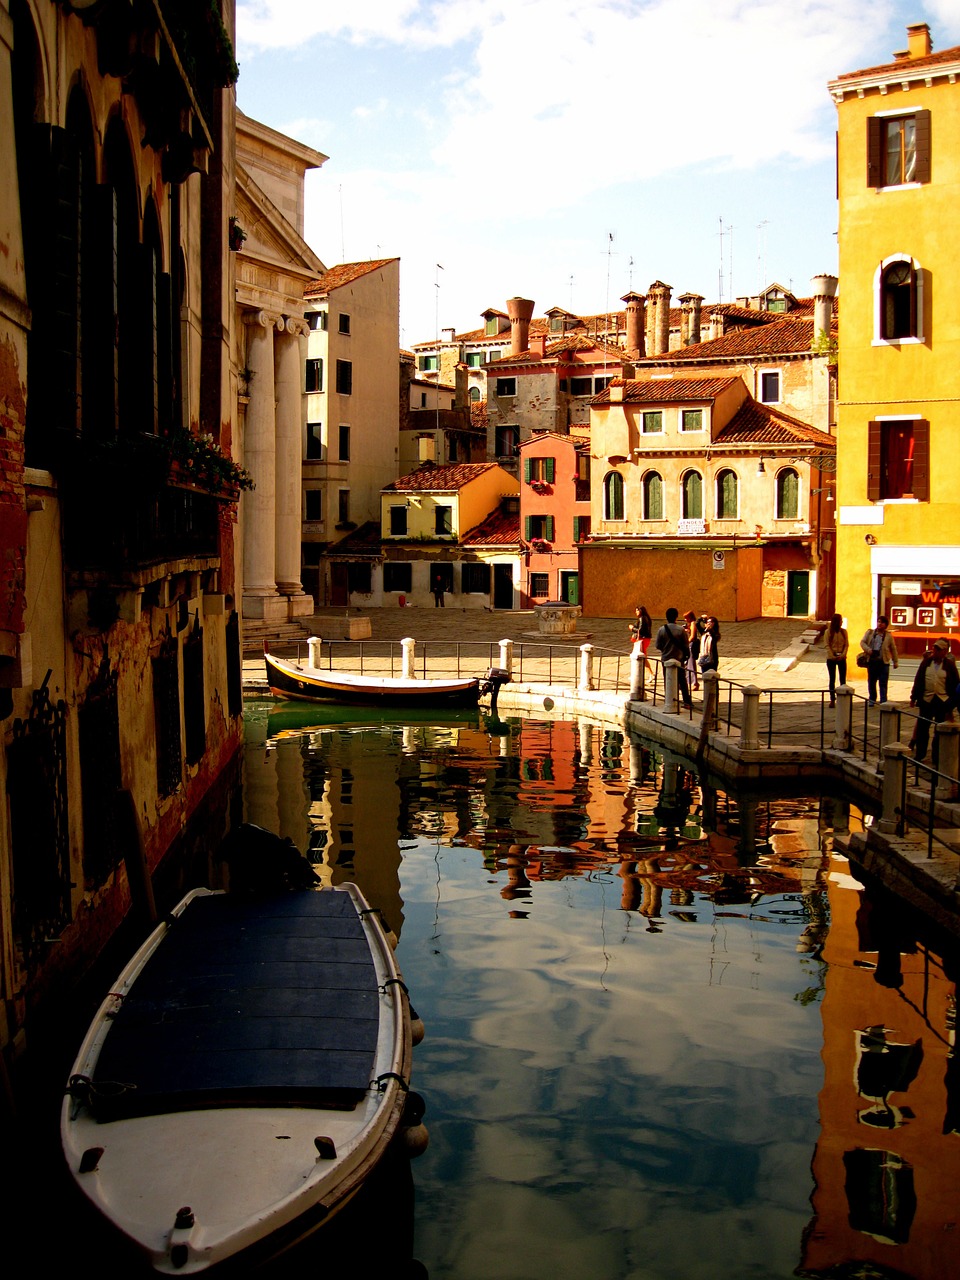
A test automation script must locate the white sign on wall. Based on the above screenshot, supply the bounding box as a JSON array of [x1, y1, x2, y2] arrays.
[[917, 607, 938, 627], [712, 550, 726, 571], [891, 580, 922, 595], [678, 519, 706, 535], [890, 607, 914, 626]]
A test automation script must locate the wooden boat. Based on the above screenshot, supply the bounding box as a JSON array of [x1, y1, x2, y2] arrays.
[[265, 648, 481, 708], [61, 884, 417, 1274]]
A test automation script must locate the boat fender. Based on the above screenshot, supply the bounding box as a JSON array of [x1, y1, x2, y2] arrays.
[[398, 1091, 430, 1159], [409, 1005, 425, 1047]]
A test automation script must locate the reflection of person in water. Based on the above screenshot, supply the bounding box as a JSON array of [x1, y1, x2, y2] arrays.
[[855, 1024, 923, 1130]]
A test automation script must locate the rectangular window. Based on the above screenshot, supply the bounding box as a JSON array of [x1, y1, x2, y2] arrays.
[[867, 111, 930, 187], [338, 424, 350, 461], [495, 377, 517, 398], [338, 490, 350, 524], [462, 563, 491, 594], [347, 562, 370, 593], [570, 376, 593, 396], [759, 372, 780, 404], [530, 573, 549, 598], [418, 354, 438, 372], [868, 419, 929, 501], [435, 504, 453, 536], [485, 317, 499, 336], [306, 421, 323, 459], [524, 456, 555, 483], [306, 310, 327, 331], [594, 376, 613, 394], [642, 411, 663, 434], [389, 505, 407, 535], [338, 313, 350, 334], [466, 352, 484, 368], [573, 515, 591, 541], [681, 409, 703, 431], [335, 360, 352, 395], [383, 562, 412, 593], [305, 489, 322, 521], [305, 358, 323, 392], [495, 424, 518, 457], [525, 514, 555, 541]]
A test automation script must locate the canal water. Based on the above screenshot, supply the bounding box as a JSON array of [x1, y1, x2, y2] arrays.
[[236, 702, 960, 1280]]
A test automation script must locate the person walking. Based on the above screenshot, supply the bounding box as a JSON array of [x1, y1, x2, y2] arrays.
[[824, 613, 848, 707], [629, 606, 652, 657], [698, 616, 720, 674], [656, 608, 692, 708], [859, 615, 899, 705], [682, 610, 701, 692], [909, 638, 959, 765], [431, 573, 446, 608]]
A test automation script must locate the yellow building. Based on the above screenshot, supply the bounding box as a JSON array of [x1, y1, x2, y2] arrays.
[[830, 23, 960, 656]]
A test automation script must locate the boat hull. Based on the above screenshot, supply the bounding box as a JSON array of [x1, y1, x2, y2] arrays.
[[61, 886, 413, 1274], [265, 651, 480, 707]]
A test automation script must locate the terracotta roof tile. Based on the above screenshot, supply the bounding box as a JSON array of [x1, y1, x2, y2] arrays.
[[835, 43, 960, 82], [304, 258, 398, 298], [713, 401, 836, 448], [461, 506, 520, 547], [326, 521, 383, 557], [592, 376, 741, 405], [643, 318, 832, 363], [383, 462, 501, 493]]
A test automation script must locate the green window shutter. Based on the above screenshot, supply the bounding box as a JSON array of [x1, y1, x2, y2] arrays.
[[524, 457, 532, 483], [573, 516, 580, 542], [545, 457, 555, 482], [525, 516, 532, 541], [546, 516, 555, 541]]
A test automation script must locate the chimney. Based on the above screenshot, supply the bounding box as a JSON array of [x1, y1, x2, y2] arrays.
[[506, 297, 535, 356], [678, 293, 704, 346], [441, 327, 455, 343], [454, 363, 468, 409], [907, 22, 932, 59], [621, 291, 646, 360], [810, 274, 838, 344], [645, 281, 672, 357]]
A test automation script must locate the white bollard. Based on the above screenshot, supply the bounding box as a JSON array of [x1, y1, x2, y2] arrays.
[[833, 685, 853, 752], [630, 647, 645, 701], [877, 704, 900, 771], [579, 643, 594, 692], [401, 636, 416, 679], [877, 743, 910, 833], [499, 638, 513, 678], [701, 670, 719, 731], [740, 685, 760, 749], [663, 659, 680, 715], [307, 636, 322, 669]]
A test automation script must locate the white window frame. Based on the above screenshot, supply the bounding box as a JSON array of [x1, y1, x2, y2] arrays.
[[872, 106, 925, 192], [758, 369, 781, 405], [679, 407, 706, 434], [873, 253, 924, 346], [714, 468, 740, 520], [641, 410, 663, 435]]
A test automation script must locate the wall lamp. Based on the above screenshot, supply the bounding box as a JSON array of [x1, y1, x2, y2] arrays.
[[756, 457, 766, 475], [864, 533, 877, 545]]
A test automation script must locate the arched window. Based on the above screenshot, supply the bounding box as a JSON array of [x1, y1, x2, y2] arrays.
[[105, 118, 141, 435], [776, 468, 799, 519], [643, 471, 663, 520], [681, 470, 702, 520], [604, 471, 624, 521], [876, 256, 921, 341], [469, 386, 481, 402], [716, 468, 738, 519]]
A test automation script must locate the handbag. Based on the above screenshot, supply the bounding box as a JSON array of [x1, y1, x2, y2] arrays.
[[856, 652, 869, 668]]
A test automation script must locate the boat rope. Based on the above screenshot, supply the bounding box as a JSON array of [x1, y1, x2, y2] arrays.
[[66, 1073, 137, 1104], [380, 977, 409, 997], [372, 1072, 410, 1094], [359, 906, 386, 923]]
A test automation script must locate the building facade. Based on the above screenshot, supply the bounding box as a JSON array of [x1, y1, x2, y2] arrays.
[[1, 0, 243, 1062], [830, 23, 960, 655], [518, 433, 591, 607]]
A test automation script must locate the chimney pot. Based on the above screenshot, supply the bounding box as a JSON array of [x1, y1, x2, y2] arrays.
[[906, 22, 932, 59], [506, 297, 535, 356]]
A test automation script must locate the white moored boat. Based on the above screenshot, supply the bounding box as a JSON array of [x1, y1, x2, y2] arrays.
[[61, 884, 417, 1274], [264, 648, 481, 708]]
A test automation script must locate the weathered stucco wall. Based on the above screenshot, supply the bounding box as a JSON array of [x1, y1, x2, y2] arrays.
[[580, 544, 763, 620]]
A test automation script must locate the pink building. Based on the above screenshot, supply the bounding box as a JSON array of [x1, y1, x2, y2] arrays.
[[518, 433, 591, 606]]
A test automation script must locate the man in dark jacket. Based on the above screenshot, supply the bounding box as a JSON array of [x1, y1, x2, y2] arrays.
[[655, 607, 692, 708], [909, 638, 959, 764]]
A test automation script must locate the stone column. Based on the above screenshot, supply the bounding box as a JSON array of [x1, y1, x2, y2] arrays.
[[740, 685, 761, 749], [499, 639, 513, 677], [663, 659, 680, 714], [401, 637, 416, 679], [242, 310, 284, 619], [274, 318, 313, 615], [877, 744, 910, 833], [935, 722, 959, 801], [578, 643, 594, 692], [629, 647, 645, 701], [833, 685, 853, 751]]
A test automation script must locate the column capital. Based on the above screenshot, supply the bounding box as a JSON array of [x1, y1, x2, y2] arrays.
[[243, 309, 284, 331], [282, 316, 309, 338]]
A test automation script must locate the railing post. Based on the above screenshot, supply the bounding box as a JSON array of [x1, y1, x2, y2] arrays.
[[499, 638, 513, 678], [877, 743, 910, 833], [740, 685, 760, 749], [629, 647, 645, 701], [307, 636, 322, 668], [832, 684, 853, 751], [877, 703, 900, 770], [701, 670, 719, 731], [663, 659, 680, 714], [935, 722, 960, 801], [401, 636, 416, 679], [579, 643, 594, 692]]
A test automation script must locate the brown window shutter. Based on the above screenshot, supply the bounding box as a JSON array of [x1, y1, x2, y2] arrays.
[[914, 110, 931, 183], [912, 420, 930, 501], [867, 421, 882, 501], [867, 116, 882, 187], [909, 263, 919, 338]]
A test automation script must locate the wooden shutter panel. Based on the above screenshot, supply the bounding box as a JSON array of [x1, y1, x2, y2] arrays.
[[525, 516, 532, 541], [546, 516, 555, 541], [573, 517, 581, 542], [912, 420, 930, 501], [867, 421, 882, 501], [524, 457, 532, 483], [913, 109, 931, 183], [545, 457, 555, 482], [866, 116, 882, 187], [909, 263, 919, 338]]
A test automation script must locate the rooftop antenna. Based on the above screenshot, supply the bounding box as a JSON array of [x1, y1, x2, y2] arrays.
[[756, 220, 770, 291], [718, 217, 724, 303], [727, 223, 735, 302], [569, 274, 574, 311], [435, 264, 444, 442], [627, 254, 635, 290], [339, 184, 345, 262]]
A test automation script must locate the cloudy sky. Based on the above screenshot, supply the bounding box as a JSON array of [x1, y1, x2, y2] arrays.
[[234, 0, 960, 347]]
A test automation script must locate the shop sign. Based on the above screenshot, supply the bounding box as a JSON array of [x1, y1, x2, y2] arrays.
[[891, 580, 922, 595], [917, 607, 938, 627], [890, 607, 913, 626], [944, 602, 959, 627], [678, 519, 705, 535]]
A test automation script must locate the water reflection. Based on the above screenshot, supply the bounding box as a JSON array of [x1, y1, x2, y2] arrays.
[[241, 705, 959, 1280]]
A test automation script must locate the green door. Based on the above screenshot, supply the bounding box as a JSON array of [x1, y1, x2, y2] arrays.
[[787, 571, 809, 616], [561, 572, 579, 605]]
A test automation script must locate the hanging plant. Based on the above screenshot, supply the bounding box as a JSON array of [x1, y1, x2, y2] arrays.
[[229, 217, 246, 251]]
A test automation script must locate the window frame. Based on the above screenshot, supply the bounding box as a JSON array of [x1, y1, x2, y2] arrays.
[[642, 470, 664, 521], [759, 370, 781, 404], [495, 377, 517, 398], [529, 572, 550, 599], [874, 255, 923, 344], [338, 312, 350, 335], [603, 471, 625, 522], [461, 562, 491, 594], [305, 357, 323, 393], [867, 109, 930, 188], [435, 504, 453, 536], [715, 468, 739, 520], [867, 417, 929, 502], [335, 359, 353, 395], [389, 504, 408, 536], [681, 469, 703, 520], [338, 424, 350, 461], [304, 488, 322, 522], [306, 420, 323, 460], [775, 467, 800, 520], [680, 408, 704, 433], [641, 410, 663, 435], [383, 562, 412, 594]]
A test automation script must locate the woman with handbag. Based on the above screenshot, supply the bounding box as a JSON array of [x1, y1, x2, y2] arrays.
[[683, 610, 701, 691], [859, 616, 899, 705], [698, 616, 720, 673], [824, 613, 848, 707]]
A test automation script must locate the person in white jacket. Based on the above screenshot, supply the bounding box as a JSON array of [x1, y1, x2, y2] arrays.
[[860, 616, 899, 705], [824, 613, 848, 707]]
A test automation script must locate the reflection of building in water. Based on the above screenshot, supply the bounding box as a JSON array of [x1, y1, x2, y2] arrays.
[[801, 845, 960, 1278]]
